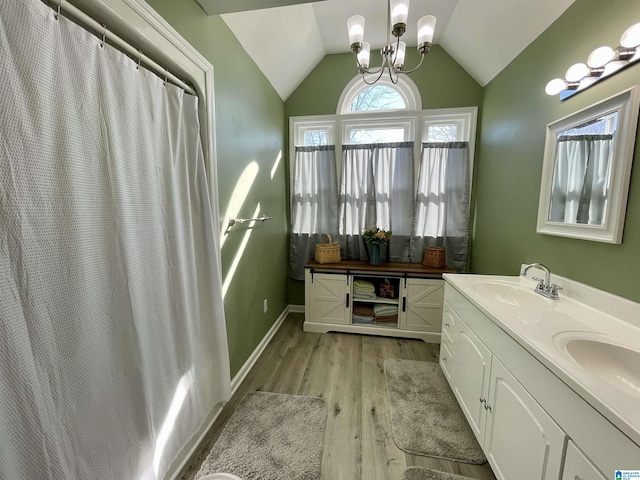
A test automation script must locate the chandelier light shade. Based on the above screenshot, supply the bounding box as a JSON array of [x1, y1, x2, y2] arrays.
[[417, 15, 436, 53], [347, 0, 436, 85], [358, 42, 371, 69], [347, 15, 365, 49], [545, 20, 640, 99]]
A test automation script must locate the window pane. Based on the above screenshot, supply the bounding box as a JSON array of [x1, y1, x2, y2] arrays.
[[350, 85, 406, 111], [427, 124, 457, 142], [349, 128, 405, 144], [303, 130, 329, 146]]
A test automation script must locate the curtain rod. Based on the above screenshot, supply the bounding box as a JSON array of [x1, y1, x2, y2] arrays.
[[45, 0, 195, 95]]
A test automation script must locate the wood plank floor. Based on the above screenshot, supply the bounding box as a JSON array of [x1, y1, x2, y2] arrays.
[[177, 313, 497, 480]]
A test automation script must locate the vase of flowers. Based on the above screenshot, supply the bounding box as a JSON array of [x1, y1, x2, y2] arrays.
[[362, 226, 392, 265]]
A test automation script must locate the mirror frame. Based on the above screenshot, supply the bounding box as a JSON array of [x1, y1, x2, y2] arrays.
[[537, 86, 640, 243]]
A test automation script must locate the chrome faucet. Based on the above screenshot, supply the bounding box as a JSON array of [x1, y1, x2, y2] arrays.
[[521, 263, 562, 300]]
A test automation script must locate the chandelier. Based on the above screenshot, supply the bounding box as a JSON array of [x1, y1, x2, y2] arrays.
[[347, 0, 436, 85]]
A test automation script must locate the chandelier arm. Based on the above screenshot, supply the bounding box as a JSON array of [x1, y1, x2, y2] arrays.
[[354, 49, 388, 75], [362, 68, 386, 85], [390, 53, 426, 75]]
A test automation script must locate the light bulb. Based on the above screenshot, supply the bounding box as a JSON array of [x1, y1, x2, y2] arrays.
[[587, 46, 615, 68], [620, 22, 640, 48], [417, 15, 436, 45], [545, 78, 566, 96], [565, 63, 589, 82], [357, 42, 370, 69], [347, 15, 365, 47], [394, 41, 407, 68]]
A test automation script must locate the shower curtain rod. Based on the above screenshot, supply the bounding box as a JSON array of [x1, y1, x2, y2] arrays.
[[45, 0, 195, 95]]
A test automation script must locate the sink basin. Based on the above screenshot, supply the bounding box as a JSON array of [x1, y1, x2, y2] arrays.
[[559, 334, 640, 400], [470, 280, 548, 308]]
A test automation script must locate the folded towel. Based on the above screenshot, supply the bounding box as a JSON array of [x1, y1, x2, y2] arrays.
[[374, 304, 398, 315], [354, 291, 376, 300], [352, 315, 375, 324], [353, 304, 375, 316], [374, 314, 398, 323], [353, 280, 375, 293]]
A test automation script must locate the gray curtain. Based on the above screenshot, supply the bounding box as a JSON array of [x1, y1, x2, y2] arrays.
[[549, 134, 612, 225], [289, 145, 338, 279], [339, 142, 414, 262], [410, 142, 470, 271]]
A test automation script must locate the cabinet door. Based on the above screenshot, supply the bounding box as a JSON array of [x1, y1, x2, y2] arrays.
[[452, 321, 492, 445], [484, 358, 566, 480], [399, 278, 444, 332], [309, 273, 350, 325], [561, 441, 606, 480], [439, 339, 455, 383]]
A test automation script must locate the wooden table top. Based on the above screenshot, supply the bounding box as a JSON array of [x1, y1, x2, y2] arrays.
[[305, 259, 454, 277]]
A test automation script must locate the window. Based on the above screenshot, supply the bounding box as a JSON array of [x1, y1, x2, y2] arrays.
[[337, 75, 421, 114], [350, 85, 406, 111], [289, 105, 477, 273], [343, 117, 414, 144]]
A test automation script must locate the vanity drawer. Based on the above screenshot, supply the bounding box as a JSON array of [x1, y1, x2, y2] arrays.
[[441, 301, 458, 344], [562, 440, 606, 480]]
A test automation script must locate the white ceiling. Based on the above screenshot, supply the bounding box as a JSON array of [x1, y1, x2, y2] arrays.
[[197, 0, 576, 100]]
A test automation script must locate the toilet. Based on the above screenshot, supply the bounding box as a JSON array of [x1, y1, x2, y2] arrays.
[[199, 474, 242, 480]]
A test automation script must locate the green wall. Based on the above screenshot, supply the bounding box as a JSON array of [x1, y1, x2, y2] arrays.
[[472, 0, 640, 302], [146, 0, 288, 377], [285, 47, 485, 304]]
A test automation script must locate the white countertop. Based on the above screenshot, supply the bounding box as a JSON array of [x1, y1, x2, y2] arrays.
[[443, 273, 640, 448]]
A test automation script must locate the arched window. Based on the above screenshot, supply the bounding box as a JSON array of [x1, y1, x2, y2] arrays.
[[337, 75, 421, 114]]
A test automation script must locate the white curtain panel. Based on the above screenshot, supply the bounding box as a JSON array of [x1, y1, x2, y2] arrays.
[[549, 135, 612, 225], [339, 142, 414, 262], [289, 146, 338, 279], [410, 142, 470, 271], [0, 1, 230, 479]]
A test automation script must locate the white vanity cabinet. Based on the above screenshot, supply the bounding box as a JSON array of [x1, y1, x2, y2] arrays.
[[304, 260, 452, 342], [484, 358, 565, 480], [442, 278, 639, 480], [451, 316, 491, 441], [561, 441, 606, 480], [446, 300, 565, 480]]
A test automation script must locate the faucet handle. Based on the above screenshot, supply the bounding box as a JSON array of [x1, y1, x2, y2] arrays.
[[546, 283, 562, 299]]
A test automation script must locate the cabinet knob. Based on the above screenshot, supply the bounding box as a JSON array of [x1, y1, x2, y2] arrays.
[[442, 357, 447, 362], [444, 322, 450, 327], [479, 397, 486, 404], [484, 403, 492, 412]]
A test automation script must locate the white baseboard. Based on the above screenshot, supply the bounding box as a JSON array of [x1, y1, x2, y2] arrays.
[[229, 305, 290, 396], [288, 304, 305, 313]]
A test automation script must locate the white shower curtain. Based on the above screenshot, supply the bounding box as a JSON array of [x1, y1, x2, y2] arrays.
[[0, 1, 230, 479]]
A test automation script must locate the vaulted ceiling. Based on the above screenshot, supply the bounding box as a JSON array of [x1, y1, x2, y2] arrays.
[[196, 0, 576, 100]]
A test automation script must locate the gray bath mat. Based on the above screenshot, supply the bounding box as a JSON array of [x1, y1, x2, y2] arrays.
[[196, 391, 327, 480], [384, 359, 486, 464], [402, 466, 475, 480]]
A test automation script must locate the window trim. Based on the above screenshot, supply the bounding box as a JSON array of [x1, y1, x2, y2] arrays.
[[336, 74, 422, 114]]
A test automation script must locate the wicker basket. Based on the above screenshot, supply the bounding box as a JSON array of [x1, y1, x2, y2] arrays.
[[315, 234, 341, 264], [423, 247, 446, 268]]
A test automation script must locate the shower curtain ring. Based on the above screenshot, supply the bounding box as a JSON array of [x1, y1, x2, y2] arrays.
[[164, 69, 169, 85], [54, 1, 61, 20], [100, 25, 107, 48], [136, 50, 142, 70]]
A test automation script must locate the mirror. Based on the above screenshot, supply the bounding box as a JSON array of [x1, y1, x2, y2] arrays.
[[537, 86, 640, 243]]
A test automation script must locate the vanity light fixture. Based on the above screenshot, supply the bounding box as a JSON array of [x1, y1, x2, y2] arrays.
[[545, 21, 640, 99], [347, 0, 436, 85]]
